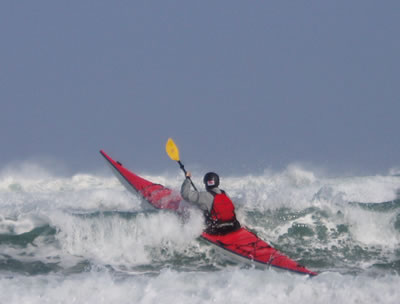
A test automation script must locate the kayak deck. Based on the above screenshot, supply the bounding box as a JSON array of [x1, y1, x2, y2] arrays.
[[202, 228, 317, 276]]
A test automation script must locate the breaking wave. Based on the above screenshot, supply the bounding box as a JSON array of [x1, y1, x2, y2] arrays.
[[1, 162, 400, 303]]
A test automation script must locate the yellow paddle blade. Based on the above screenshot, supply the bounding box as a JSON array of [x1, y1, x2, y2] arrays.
[[166, 138, 180, 161]]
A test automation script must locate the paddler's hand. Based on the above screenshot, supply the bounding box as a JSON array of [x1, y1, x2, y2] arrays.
[[186, 171, 192, 178]]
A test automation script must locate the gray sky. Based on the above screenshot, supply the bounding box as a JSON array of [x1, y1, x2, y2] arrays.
[[1, 1, 399, 176]]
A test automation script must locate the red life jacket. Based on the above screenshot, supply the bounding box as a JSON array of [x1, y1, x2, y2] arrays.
[[210, 190, 236, 222]]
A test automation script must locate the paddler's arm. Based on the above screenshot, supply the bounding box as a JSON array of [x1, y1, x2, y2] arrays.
[[180, 173, 212, 212], [181, 175, 200, 203]]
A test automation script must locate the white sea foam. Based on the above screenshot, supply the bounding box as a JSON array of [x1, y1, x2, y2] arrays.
[[50, 208, 204, 267], [0, 269, 399, 304], [2, 163, 399, 211], [0, 214, 43, 235], [343, 207, 399, 246]]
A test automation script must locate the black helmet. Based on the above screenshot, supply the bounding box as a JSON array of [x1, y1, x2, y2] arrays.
[[203, 172, 220, 189]]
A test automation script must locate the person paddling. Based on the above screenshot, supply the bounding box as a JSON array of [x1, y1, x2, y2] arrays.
[[181, 171, 241, 235]]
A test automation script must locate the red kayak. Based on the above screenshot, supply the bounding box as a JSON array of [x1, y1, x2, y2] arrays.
[[202, 229, 317, 275], [100, 150, 181, 210], [100, 150, 317, 276]]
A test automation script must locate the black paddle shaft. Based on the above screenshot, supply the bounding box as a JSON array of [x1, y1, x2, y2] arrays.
[[178, 160, 198, 192]]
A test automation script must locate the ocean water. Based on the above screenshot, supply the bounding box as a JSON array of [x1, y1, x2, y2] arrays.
[[1, 162, 400, 303]]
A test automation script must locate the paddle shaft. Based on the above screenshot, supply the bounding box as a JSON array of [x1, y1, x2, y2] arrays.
[[177, 160, 198, 192]]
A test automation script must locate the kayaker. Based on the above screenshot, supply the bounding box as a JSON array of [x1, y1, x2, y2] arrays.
[[181, 172, 241, 235]]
